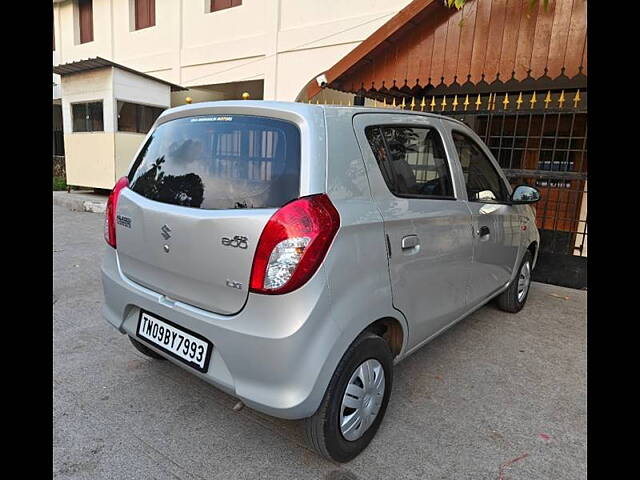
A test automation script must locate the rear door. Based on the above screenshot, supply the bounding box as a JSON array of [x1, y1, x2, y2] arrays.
[[115, 114, 302, 315], [353, 113, 473, 350], [445, 127, 521, 305]]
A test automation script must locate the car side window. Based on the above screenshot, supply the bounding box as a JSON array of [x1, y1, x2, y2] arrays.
[[365, 126, 454, 199], [451, 131, 510, 203]]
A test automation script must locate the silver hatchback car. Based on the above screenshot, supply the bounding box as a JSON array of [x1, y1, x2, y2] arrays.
[[101, 101, 540, 462]]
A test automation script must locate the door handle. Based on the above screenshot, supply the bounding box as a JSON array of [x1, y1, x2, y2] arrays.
[[477, 225, 491, 239], [401, 235, 420, 250]]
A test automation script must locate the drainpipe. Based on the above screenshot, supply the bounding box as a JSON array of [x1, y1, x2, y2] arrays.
[[263, 0, 282, 100]]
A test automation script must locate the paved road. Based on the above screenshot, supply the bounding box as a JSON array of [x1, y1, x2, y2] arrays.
[[53, 206, 586, 480]]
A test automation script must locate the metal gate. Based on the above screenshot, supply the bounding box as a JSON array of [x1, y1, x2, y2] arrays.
[[53, 104, 65, 158], [313, 86, 588, 289], [444, 94, 587, 289]]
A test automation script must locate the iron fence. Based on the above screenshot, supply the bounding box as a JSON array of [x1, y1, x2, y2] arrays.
[[446, 110, 587, 259], [306, 88, 588, 287]]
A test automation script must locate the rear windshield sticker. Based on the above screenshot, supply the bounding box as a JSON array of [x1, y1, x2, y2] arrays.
[[190, 116, 233, 122]]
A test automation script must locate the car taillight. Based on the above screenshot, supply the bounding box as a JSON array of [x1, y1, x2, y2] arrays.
[[104, 176, 129, 248], [249, 194, 340, 295]]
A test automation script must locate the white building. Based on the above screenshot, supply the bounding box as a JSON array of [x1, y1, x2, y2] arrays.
[[53, 0, 415, 103], [52, 0, 413, 188]]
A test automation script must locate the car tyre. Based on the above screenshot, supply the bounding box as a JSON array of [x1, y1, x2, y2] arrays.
[[128, 336, 166, 360], [304, 332, 393, 463], [496, 250, 533, 313]]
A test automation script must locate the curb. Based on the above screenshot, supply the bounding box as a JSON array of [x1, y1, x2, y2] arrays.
[[53, 192, 107, 214]]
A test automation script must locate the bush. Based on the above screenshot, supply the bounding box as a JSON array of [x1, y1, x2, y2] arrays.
[[53, 176, 67, 191]]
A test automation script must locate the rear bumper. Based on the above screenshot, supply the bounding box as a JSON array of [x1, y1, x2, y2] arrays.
[[101, 247, 343, 419]]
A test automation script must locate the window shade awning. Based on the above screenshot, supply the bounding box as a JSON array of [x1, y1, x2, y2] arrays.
[[53, 57, 186, 91]]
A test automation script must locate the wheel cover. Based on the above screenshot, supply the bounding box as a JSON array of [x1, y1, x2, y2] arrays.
[[339, 358, 385, 441], [517, 260, 531, 303]]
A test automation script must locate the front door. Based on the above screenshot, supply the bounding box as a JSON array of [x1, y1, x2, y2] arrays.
[[446, 128, 521, 306], [353, 114, 473, 350]]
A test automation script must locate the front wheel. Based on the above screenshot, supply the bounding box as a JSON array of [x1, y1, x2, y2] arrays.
[[496, 250, 533, 313], [305, 333, 393, 462]]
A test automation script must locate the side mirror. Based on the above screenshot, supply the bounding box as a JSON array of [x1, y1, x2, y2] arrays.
[[511, 185, 541, 204]]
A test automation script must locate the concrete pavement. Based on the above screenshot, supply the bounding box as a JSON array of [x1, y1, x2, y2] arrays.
[[53, 205, 586, 480]]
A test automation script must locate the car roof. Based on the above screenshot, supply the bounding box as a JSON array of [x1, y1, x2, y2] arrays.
[[318, 104, 468, 128], [159, 100, 468, 129]]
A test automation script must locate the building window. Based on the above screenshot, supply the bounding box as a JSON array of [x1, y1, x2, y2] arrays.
[[209, 0, 242, 13], [78, 0, 94, 44], [134, 0, 155, 30], [117, 101, 164, 134], [72, 101, 103, 132]]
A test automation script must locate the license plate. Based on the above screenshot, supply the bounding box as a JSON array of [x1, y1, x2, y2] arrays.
[[136, 310, 212, 373]]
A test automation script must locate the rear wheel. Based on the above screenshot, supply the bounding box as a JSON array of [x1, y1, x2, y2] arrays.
[[305, 333, 393, 462], [128, 336, 166, 360], [496, 250, 533, 313]]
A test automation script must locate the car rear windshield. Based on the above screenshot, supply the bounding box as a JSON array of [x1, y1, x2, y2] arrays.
[[127, 114, 301, 209]]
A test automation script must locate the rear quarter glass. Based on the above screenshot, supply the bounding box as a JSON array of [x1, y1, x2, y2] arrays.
[[127, 115, 301, 210]]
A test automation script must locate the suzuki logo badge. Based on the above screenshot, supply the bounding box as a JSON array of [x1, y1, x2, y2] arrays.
[[161, 224, 172, 240]]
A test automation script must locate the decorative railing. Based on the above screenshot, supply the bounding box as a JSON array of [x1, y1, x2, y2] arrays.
[[306, 89, 585, 113]]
